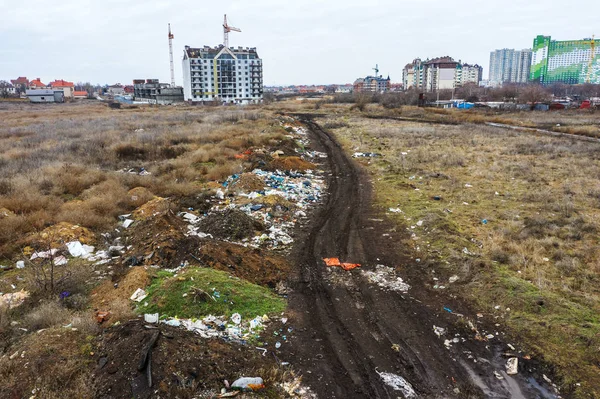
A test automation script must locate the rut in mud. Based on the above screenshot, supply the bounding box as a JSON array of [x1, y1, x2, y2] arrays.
[[284, 116, 556, 399]]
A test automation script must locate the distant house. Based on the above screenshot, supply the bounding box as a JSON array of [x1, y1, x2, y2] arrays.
[[49, 79, 75, 98], [10, 76, 29, 93], [73, 91, 88, 99], [26, 89, 65, 103], [123, 85, 134, 94], [29, 78, 46, 89], [0, 82, 16, 96], [108, 84, 125, 95]]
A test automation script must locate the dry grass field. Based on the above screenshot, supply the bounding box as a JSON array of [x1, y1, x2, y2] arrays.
[[0, 102, 308, 398], [0, 102, 288, 257], [319, 111, 600, 397]]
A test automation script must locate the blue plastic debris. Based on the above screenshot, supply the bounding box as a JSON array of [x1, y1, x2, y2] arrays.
[[482, 219, 488, 225], [443, 307, 453, 313]]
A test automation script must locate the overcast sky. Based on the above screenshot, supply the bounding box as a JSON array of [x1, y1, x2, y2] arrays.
[[0, 0, 597, 86]]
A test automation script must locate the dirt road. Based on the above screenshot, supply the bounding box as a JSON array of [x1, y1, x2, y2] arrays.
[[285, 116, 556, 399]]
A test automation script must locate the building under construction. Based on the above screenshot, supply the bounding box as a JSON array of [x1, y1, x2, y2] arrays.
[[181, 15, 263, 104], [530, 35, 598, 85]]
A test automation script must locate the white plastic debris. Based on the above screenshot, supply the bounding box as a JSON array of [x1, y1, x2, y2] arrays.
[[30, 248, 59, 260], [416, 220, 423, 227], [216, 189, 225, 200], [465, 183, 473, 188], [66, 241, 95, 258], [130, 288, 148, 302], [231, 377, 264, 391], [362, 265, 410, 293], [506, 357, 518, 375], [144, 313, 159, 323], [16, 261, 25, 269], [275, 341, 282, 349], [376, 371, 416, 398], [231, 313, 242, 325], [122, 219, 134, 228], [389, 208, 402, 213], [494, 371, 504, 380], [182, 213, 200, 223], [53, 256, 68, 266], [433, 325, 446, 337], [448, 275, 459, 283]]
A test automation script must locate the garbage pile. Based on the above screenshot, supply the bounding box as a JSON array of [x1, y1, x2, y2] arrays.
[[185, 167, 325, 250], [144, 312, 270, 343], [362, 265, 410, 293]]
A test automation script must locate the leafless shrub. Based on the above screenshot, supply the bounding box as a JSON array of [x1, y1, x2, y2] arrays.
[[23, 301, 71, 330]]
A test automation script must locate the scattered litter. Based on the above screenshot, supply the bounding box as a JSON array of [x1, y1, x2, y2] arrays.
[[389, 208, 402, 213], [66, 241, 95, 258], [231, 313, 242, 325], [506, 358, 518, 375], [96, 311, 110, 323], [448, 275, 459, 283], [255, 347, 267, 356], [376, 371, 416, 398], [416, 220, 423, 227], [16, 261, 25, 269], [144, 313, 159, 323], [0, 290, 29, 309], [53, 256, 68, 266], [323, 258, 362, 271], [391, 343, 401, 352], [231, 377, 265, 392], [122, 219, 134, 228], [494, 371, 504, 380], [352, 152, 382, 158], [130, 288, 148, 302], [465, 184, 473, 188], [362, 265, 410, 292], [444, 307, 453, 313], [275, 341, 282, 349], [433, 326, 446, 337]]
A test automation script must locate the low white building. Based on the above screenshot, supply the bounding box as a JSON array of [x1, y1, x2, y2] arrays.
[[26, 89, 65, 103], [182, 45, 263, 104]]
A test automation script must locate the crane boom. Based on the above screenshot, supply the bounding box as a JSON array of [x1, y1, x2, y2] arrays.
[[168, 23, 175, 87], [223, 14, 241, 48]]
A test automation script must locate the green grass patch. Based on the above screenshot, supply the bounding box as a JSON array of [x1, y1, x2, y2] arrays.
[[138, 267, 286, 319]]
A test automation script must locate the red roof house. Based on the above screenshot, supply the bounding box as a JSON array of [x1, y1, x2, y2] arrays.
[[11, 76, 28, 86], [73, 91, 88, 99], [29, 78, 46, 88], [49, 79, 75, 97]]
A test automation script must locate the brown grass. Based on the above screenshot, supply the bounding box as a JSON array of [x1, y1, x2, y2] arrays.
[[0, 103, 289, 258], [323, 113, 600, 398]]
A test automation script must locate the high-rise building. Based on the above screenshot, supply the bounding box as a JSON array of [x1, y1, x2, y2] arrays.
[[182, 45, 263, 104], [530, 35, 599, 85], [456, 63, 484, 86], [488, 48, 532, 86], [403, 59, 425, 90]]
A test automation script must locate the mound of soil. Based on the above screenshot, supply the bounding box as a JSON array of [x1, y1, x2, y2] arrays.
[[124, 210, 200, 268], [24, 222, 95, 250], [92, 320, 279, 399], [198, 209, 264, 240], [197, 240, 290, 288], [230, 173, 265, 192], [131, 197, 170, 221], [127, 187, 155, 208], [91, 266, 151, 310], [267, 156, 315, 172]]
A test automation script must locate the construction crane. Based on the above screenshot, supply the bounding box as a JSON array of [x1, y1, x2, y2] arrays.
[[373, 64, 379, 76], [168, 23, 175, 87], [585, 35, 595, 84], [223, 14, 241, 48]]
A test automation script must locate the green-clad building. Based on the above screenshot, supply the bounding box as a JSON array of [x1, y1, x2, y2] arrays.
[[530, 35, 599, 85]]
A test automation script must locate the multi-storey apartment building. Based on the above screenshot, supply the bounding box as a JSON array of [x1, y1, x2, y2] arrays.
[[530, 35, 599, 85], [182, 45, 263, 104], [488, 48, 532, 86], [353, 75, 391, 93], [403, 57, 481, 92]]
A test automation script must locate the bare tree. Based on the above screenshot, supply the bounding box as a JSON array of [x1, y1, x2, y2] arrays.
[[519, 85, 551, 110]]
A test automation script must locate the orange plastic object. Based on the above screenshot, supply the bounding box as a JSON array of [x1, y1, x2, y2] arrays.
[[323, 258, 341, 266], [341, 263, 361, 271], [234, 154, 247, 159]]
